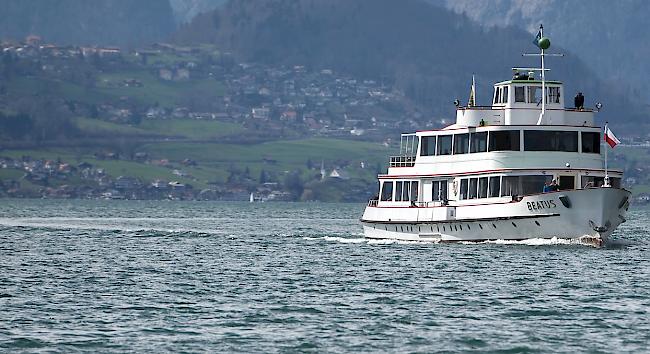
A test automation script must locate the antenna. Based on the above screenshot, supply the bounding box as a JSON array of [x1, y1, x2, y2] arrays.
[[520, 24, 564, 125]]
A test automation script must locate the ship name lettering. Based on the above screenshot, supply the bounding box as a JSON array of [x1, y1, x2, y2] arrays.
[[527, 200, 557, 211]]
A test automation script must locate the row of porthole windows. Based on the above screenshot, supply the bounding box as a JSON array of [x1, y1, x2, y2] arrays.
[[374, 220, 543, 233]]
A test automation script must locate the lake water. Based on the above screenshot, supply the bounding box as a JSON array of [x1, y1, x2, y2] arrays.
[[1, 199, 649, 352]]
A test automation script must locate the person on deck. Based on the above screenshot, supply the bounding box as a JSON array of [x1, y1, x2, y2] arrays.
[[549, 179, 560, 192], [543, 182, 551, 193], [574, 92, 585, 110]]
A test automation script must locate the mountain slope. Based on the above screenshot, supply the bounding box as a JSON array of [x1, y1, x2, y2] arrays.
[[169, 0, 227, 24], [0, 0, 175, 47], [173, 0, 638, 123], [440, 0, 650, 103]]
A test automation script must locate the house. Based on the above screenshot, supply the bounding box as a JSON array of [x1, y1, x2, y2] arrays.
[[329, 168, 349, 180], [114, 176, 141, 190], [252, 107, 270, 120], [175, 68, 190, 81], [159, 68, 173, 81]]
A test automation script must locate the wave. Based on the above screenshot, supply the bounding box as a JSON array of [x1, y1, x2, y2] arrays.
[[305, 235, 626, 247], [0, 217, 222, 235]]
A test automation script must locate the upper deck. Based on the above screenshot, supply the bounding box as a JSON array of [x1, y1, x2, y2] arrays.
[[457, 77, 595, 127]]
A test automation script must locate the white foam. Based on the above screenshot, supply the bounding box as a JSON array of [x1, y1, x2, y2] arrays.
[[322, 236, 367, 244], [462, 236, 597, 247]]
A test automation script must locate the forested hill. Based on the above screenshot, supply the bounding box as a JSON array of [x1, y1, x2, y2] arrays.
[[440, 0, 650, 105], [172, 0, 643, 124], [0, 0, 175, 48]]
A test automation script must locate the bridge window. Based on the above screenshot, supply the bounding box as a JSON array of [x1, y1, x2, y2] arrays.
[[527, 86, 541, 104], [432, 180, 448, 201], [470, 132, 488, 153], [494, 86, 508, 104], [581, 132, 600, 154], [547, 87, 561, 104], [489, 130, 520, 151], [515, 86, 525, 102], [524, 131, 578, 152], [380, 181, 393, 201], [437, 135, 452, 155], [489, 176, 500, 197], [453, 133, 469, 154], [420, 136, 437, 156]]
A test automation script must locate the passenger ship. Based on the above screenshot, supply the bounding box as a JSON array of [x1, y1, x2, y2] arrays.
[[361, 29, 630, 246]]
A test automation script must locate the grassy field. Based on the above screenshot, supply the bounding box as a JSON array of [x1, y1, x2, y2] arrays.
[[74, 117, 245, 140], [7, 77, 110, 104], [6, 66, 225, 110], [74, 117, 151, 136], [140, 138, 392, 181], [96, 70, 225, 108], [0, 137, 391, 190], [138, 119, 244, 139]]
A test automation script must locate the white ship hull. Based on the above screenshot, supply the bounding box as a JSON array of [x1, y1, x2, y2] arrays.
[[361, 187, 630, 246]]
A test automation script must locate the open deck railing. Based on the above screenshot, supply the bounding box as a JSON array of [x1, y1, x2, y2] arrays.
[[367, 199, 379, 207]]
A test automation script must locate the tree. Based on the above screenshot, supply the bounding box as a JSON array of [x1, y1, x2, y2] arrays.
[[259, 169, 268, 183], [283, 171, 304, 198]]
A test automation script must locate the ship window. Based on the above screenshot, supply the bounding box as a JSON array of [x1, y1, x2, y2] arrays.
[[380, 181, 393, 201], [437, 135, 452, 155], [410, 181, 419, 201], [501, 175, 550, 196], [479, 177, 488, 198], [395, 181, 403, 201], [420, 136, 437, 156], [581, 176, 604, 188], [432, 180, 448, 201], [494, 87, 500, 104], [489, 176, 500, 197], [547, 87, 561, 104], [581, 132, 600, 154], [501, 176, 519, 197], [502, 86, 509, 103], [469, 178, 478, 199], [402, 181, 411, 202], [522, 176, 549, 194], [524, 130, 578, 152], [489, 130, 520, 151], [515, 86, 525, 102], [453, 133, 469, 154], [470, 132, 488, 153], [460, 179, 469, 200], [581, 176, 619, 189], [527, 86, 541, 104]]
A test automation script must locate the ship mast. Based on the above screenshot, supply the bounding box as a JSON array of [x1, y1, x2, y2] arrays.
[[519, 24, 563, 125]]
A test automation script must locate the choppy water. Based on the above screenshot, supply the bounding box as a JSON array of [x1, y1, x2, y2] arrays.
[[1, 199, 649, 352]]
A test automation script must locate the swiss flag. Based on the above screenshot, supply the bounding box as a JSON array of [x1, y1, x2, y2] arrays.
[[604, 124, 620, 148]]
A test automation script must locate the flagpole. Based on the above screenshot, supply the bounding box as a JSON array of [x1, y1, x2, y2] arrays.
[[604, 122, 610, 187], [537, 24, 546, 125]]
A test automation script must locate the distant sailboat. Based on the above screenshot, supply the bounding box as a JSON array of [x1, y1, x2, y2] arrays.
[[249, 192, 254, 203]]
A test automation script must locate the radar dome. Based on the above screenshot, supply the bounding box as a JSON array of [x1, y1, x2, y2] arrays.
[[538, 37, 551, 50]]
